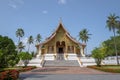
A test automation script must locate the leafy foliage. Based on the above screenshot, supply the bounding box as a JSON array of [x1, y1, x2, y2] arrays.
[[16, 28, 24, 43], [0, 35, 19, 68], [106, 13, 120, 65], [18, 52, 32, 67], [36, 34, 42, 44], [106, 13, 119, 31], [0, 70, 19, 80], [103, 36, 120, 56], [78, 28, 91, 55], [27, 35, 34, 52], [16, 28, 25, 54], [18, 41, 25, 53], [116, 21, 120, 35], [92, 47, 106, 67], [79, 29, 91, 43]]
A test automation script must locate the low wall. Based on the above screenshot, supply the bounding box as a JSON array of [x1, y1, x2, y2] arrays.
[[103, 56, 120, 65], [80, 57, 96, 66]]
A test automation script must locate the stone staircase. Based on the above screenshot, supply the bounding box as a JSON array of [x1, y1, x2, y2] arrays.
[[27, 58, 42, 67], [43, 60, 80, 67]]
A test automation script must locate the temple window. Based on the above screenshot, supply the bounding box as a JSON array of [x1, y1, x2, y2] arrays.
[[52, 46, 54, 51], [68, 46, 70, 51], [61, 41, 65, 46], [56, 41, 60, 47], [48, 46, 54, 53], [68, 46, 74, 53]]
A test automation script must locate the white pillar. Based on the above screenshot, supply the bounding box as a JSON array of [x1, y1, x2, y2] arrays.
[[81, 46, 85, 57], [36, 46, 41, 58]]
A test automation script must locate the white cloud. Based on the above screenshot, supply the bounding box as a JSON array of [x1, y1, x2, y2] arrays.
[[42, 10, 48, 14], [15, 0, 24, 4], [58, 0, 66, 5], [8, 4, 17, 9], [8, 0, 24, 9]]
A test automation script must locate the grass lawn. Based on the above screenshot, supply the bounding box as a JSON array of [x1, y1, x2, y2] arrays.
[[0, 66, 23, 72], [88, 65, 120, 73], [102, 65, 120, 69]]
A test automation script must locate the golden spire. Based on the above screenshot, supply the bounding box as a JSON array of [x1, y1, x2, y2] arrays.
[[59, 17, 63, 24]]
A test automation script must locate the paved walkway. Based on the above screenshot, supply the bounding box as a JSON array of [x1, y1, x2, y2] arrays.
[[20, 67, 111, 74], [19, 67, 120, 80]]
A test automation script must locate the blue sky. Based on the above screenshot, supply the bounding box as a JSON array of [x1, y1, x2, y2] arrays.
[[0, 0, 120, 54]]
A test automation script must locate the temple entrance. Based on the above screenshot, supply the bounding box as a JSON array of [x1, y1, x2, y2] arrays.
[[58, 47, 63, 53], [56, 41, 65, 60], [57, 47, 64, 60]]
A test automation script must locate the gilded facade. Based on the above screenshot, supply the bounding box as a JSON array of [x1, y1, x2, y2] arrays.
[[36, 22, 85, 60]]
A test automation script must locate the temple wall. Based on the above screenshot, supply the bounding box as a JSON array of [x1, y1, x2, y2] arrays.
[[39, 24, 82, 56]]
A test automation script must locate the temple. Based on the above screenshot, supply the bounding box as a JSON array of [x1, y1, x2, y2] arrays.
[[36, 21, 86, 61], [17, 21, 97, 67]]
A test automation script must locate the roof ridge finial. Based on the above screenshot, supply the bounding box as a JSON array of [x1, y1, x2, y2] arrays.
[[59, 17, 62, 24]]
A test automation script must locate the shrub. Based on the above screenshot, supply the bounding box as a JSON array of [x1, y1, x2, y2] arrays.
[[18, 52, 32, 67], [0, 69, 19, 80]]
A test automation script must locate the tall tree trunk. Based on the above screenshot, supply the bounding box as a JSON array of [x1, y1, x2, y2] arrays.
[[113, 28, 119, 65], [28, 44, 30, 53], [18, 37, 20, 44], [85, 42, 87, 56], [17, 37, 21, 54]]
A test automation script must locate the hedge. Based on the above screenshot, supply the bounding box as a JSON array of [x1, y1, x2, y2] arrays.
[[0, 70, 19, 80]]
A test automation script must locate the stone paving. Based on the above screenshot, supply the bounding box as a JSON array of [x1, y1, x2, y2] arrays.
[[20, 67, 111, 74], [19, 67, 120, 80]]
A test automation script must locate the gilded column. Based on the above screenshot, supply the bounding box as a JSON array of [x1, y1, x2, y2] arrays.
[[54, 37, 57, 60], [46, 46, 48, 53], [54, 46, 56, 54], [74, 46, 76, 53], [65, 35, 67, 54], [54, 37, 56, 54]]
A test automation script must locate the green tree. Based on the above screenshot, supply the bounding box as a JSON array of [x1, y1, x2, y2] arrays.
[[16, 28, 25, 53], [27, 36, 34, 53], [106, 13, 119, 65], [79, 29, 91, 54], [16, 28, 24, 44], [18, 41, 25, 52], [103, 36, 120, 56], [92, 47, 105, 67], [0, 35, 19, 68], [116, 21, 120, 36], [31, 51, 35, 57], [19, 52, 32, 67], [36, 34, 42, 44]]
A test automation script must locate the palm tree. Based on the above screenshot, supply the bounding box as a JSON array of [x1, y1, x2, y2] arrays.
[[16, 28, 24, 53], [27, 35, 34, 53], [116, 21, 120, 36], [18, 41, 25, 52], [79, 29, 91, 54], [36, 34, 42, 44], [16, 28, 24, 43], [106, 13, 119, 65], [79, 29, 91, 43]]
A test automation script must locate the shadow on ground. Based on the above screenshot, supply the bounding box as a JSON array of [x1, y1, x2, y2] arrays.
[[19, 74, 50, 80]]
